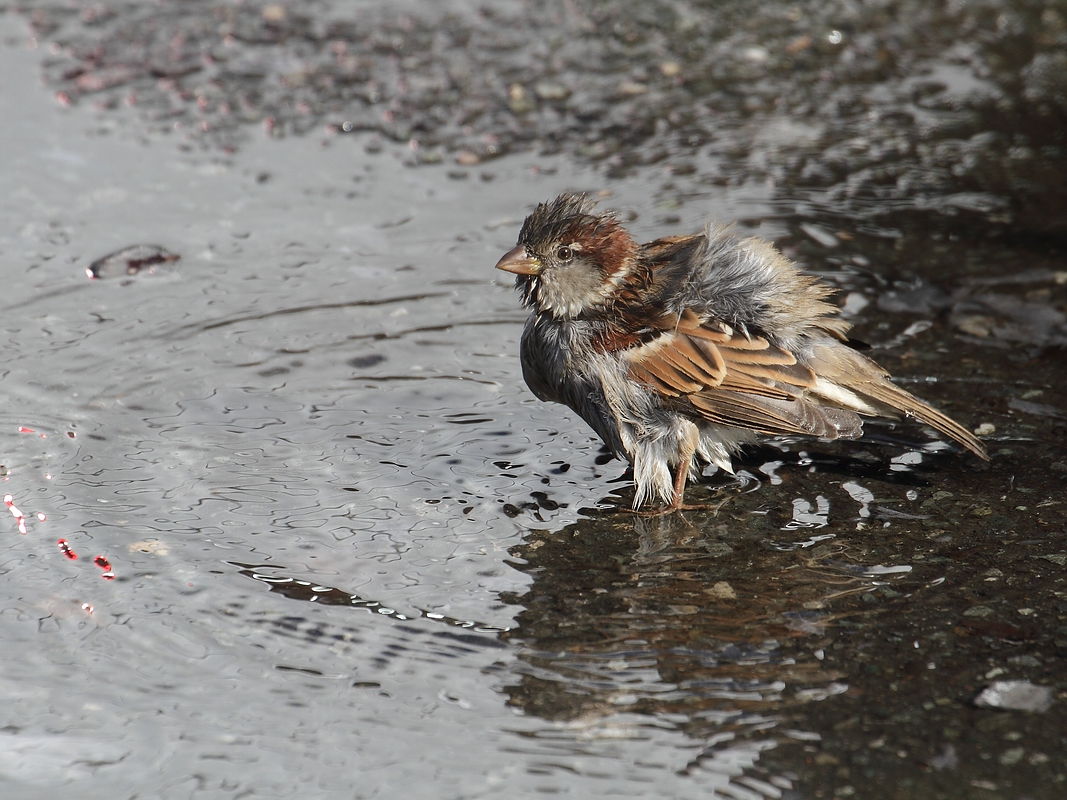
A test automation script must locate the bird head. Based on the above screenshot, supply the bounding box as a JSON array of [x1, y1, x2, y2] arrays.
[[495, 193, 640, 319]]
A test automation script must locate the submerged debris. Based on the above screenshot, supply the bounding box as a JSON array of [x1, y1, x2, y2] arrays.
[[87, 245, 181, 280], [974, 680, 1054, 713]]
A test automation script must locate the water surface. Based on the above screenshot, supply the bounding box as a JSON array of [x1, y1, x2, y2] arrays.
[[2, 3, 1066, 798]]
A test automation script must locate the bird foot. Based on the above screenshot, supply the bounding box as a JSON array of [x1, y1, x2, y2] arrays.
[[631, 498, 730, 516]]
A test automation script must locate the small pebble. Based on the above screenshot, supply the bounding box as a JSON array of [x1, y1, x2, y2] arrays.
[[800, 222, 839, 248], [534, 82, 570, 101], [974, 681, 1054, 713]]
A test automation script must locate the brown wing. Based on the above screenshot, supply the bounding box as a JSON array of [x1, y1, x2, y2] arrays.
[[622, 308, 987, 457], [625, 309, 863, 439]]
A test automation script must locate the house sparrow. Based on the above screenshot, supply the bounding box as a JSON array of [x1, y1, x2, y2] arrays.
[[496, 193, 989, 511]]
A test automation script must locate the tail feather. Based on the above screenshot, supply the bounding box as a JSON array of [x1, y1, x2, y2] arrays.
[[851, 378, 990, 460], [809, 345, 990, 460]]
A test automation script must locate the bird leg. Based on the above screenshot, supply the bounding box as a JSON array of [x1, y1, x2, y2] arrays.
[[635, 454, 720, 516], [666, 454, 691, 512], [635, 426, 701, 516]]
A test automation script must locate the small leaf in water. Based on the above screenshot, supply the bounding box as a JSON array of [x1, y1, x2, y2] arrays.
[[86, 245, 180, 280]]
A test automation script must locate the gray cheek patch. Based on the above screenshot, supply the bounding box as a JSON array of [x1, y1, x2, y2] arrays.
[[536, 260, 614, 319]]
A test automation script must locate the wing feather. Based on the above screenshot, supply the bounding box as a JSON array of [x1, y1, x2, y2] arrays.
[[687, 336, 727, 376], [719, 345, 798, 365], [628, 323, 813, 403], [728, 361, 816, 390], [689, 392, 861, 439], [629, 352, 704, 396], [616, 306, 987, 459], [656, 336, 725, 384]]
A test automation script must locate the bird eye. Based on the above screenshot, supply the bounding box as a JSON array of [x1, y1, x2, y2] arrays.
[[556, 246, 573, 261]]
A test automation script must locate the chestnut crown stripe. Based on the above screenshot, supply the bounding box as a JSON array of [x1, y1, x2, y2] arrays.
[[518, 193, 639, 280]]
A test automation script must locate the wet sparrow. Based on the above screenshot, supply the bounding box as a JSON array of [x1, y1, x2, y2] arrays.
[[496, 193, 989, 511]]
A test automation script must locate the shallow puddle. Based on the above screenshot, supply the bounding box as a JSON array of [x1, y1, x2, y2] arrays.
[[2, 3, 1065, 799]]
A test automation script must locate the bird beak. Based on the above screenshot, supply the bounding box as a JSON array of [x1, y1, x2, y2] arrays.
[[495, 245, 542, 276]]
